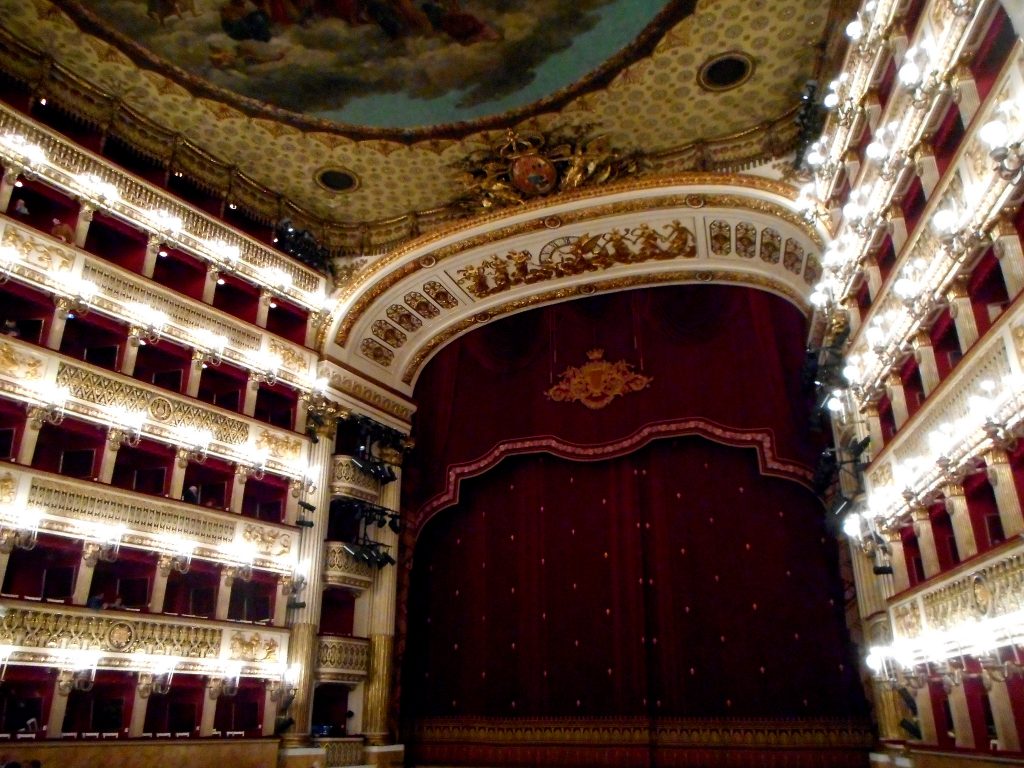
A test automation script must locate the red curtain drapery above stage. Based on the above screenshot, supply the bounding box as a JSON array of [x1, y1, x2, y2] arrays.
[[403, 285, 820, 531]]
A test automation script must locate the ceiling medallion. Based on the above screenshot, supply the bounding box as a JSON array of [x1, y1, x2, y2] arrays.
[[697, 51, 755, 93], [546, 349, 653, 410], [457, 129, 645, 213]]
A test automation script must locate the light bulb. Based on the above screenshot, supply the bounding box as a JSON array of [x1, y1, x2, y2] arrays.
[[979, 118, 1010, 150], [846, 18, 864, 40]]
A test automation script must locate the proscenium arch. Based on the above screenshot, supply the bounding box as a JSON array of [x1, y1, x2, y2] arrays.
[[322, 174, 827, 396]]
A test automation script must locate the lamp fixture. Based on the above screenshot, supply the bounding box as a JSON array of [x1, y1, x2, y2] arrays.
[[0, 503, 44, 552], [979, 101, 1024, 184], [144, 210, 183, 235], [59, 650, 101, 693], [248, 350, 281, 387], [106, 405, 146, 448], [0, 133, 47, 166], [73, 172, 121, 205], [26, 380, 70, 426], [54, 276, 98, 319], [0, 243, 20, 284], [125, 302, 168, 347], [192, 328, 228, 367], [175, 426, 213, 465]]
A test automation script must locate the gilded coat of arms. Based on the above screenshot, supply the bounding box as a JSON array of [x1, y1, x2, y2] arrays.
[[545, 349, 652, 410]]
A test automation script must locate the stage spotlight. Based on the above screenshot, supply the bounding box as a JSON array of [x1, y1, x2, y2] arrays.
[[872, 564, 894, 575], [297, 519, 315, 528], [287, 599, 307, 609], [298, 500, 316, 513]]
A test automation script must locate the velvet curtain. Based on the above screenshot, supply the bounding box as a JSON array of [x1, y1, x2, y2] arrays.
[[398, 285, 871, 766]]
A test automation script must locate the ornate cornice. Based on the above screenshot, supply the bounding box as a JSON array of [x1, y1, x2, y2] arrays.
[[328, 179, 815, 350]]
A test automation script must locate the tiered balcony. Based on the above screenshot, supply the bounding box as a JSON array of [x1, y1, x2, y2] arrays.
[[323, 542, 374, 592], [316, 636, 370, 685]]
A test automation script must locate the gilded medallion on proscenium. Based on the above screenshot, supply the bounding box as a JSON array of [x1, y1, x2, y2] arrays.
[[546, 349, 652, 410], [405, 292, 441, 319], [387, 304, 423, 333]]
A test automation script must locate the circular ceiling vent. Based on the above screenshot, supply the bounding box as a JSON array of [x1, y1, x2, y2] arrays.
[[698, 52, 755, 92], [316, 168, 359, 193]]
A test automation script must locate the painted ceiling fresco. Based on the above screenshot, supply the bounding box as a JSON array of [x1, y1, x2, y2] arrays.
[[58, 0, 674, 128]]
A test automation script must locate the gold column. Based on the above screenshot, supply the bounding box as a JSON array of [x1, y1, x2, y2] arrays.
[[943, 482, 977, 560], [872, 681, 904, 741], [363, 634, 394, 746], [280, 621, 319, 749], [986, 448, 1024, 537], [281, 427, 335, 748], [363, 461, 401, 746]]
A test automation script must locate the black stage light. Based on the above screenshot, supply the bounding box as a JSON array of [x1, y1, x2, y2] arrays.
[[872, 564, 894, 575], [297, 518, 315, 528], [298, 500, 316, 513]]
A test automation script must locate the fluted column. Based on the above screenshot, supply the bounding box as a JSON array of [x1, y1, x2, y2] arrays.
[[912, 332, 940, 396], [202, 266, 220, 305], [72, 543, 100, 606], [141, 236, 160, 279], [364, 464, 401, 746], [97, 429, 123, 484], [912, 509, 941, 579], [943, 483, 977, 560], [16, 408, 45, 465], [987, 674, 1021, 751], [169, 449, 189, 500], [0, 166, 18, 212], [280, 432, 334, 749], [185, 350, 205, 398], [947, 682, 976, 748], [200, 679, 221, 737], [863, 403, 884, 451], [47, 674, 72, 737], [215, 566, 239, 620], [73, 203, 94, 248], [849, 540, 891, 619], [915, 145, 940, 198], [885, 374, 909, 430], [994, 221, 1024, 299], [952, 65, 980, 126], [149, 554, 173, 613], [243, 374, 259, 417], [230, 465, 249, 514], [887, 208, 908, 255], [947, 279, 979, 354], [986, 448, 1024, 537], [885, 531, 911, 594], [129, 674, 151, 737], [863, 258, 883, 302], [865, 615, 903, 741]]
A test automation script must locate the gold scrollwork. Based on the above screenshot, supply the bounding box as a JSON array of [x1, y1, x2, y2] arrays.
[[254, 429, 303, 460], [229, 631, 279, 662]]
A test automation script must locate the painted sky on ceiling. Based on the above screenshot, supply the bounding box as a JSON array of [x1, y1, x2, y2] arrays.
[[71, 0, 671, 129]]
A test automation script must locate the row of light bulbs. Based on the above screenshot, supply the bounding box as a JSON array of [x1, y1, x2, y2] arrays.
[[0, 130, 332, 312]]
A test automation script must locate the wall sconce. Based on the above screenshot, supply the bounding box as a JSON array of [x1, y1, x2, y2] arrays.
[[248, 351, 281, 387], [217, 661, 243, 697], [291, 470, 318, 498], [0, 503, 44, 552], [143, 210, 183, 236], [269, 663, 300, 703], [175, 426, 213, 466], [192, 329, 228, 367], [0, 133, 48, 167], [979, 102, 1024, 184], [0, 243, 21, 285], [898, 39, 948, 108], [54, 276, 98, 320], [73, 173, 121, 205], [160, 536, 195, 575], [151, 658, 177, 696], [240, 449, 268, 482], [106, 406, 146, 448], [84, 522, 125, 564], [125, 302, 168, 347], [821, 74, 861, 126], [205, 240, 240, 271], [58, 650, 101, 694], [263, 267, 293, 294], [0, 645, 12, 683], [26, 381, 70, 426], [931, 204, 990, 257], [220, 541, 255, 582]]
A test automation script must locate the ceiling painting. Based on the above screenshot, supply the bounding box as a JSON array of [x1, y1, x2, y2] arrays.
[[55, 0, 678, 129]]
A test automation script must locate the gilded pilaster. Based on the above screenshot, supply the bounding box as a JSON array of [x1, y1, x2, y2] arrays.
[[912, 508, 941, 579], [885, 531, 911, 594], [993, 220, 1024, 299], [943, 483, 977, 560], [280, 621, 319, 749], [986, 448, 1024, 537], [946, 279, 979, 354], [363, 633, 394, 746], [884, 373, 909, 430], [281, 432, 334, 747]]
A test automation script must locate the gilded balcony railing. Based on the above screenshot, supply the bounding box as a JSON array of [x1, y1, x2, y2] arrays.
[[0, 598, 290, 677], [319, 737, 365, 767], [329, 456, 379, 502], [317, 636, 370, 684], [323, 541, 375, 591], [1, 463, 297, 572]]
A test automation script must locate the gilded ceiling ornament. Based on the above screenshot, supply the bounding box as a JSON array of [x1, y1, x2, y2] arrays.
[[546, 349, 652, 410], [456, 129, 645, 212]]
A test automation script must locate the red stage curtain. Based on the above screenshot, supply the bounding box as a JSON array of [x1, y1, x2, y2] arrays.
[[399, 285, 870, 766]]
